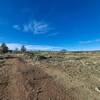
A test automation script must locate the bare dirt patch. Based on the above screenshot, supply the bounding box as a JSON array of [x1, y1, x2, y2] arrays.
[[0, 58, 66, 100]]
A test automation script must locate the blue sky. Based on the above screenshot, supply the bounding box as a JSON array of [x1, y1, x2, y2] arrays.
[[0, 0, 100, 51]]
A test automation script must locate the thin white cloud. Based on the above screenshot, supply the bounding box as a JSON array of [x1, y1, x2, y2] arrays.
[[23, 24, 30, 32], [25, 45, 63, 51], [95, 39, 100, 42], [80, 38, 100, 44], [33, 21, 51, 34], [1, 43, 63, 51], [13, 20, 55, 35], [7, 43, 22, 50], [13, 25, 21, 31], [23, 20, 51, 34]]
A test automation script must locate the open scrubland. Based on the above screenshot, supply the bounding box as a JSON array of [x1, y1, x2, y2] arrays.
[[0, 52, 100, 100]]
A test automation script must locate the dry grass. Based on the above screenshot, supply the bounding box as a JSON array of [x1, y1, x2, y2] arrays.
[[0, 56, 66, 100], [25, 52, 100, 100], [1, 52, 100, 100]]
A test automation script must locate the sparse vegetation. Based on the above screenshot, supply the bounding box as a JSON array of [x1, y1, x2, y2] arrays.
[[0, 51, 100, 100], [21, 45, 26, 53], [0, 43, 8, 53], [14, 48, 19, 53]]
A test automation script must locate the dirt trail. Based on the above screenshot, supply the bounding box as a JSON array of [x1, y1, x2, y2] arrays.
[[0, 58, 66, 100], [7, 59, 33, 100]]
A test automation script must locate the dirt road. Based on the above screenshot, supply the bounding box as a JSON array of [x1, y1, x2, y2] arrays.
[[0, 58, 66, 100]]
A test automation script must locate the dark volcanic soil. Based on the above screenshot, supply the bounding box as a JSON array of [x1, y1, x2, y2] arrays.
[[0, 58, 66, 100]]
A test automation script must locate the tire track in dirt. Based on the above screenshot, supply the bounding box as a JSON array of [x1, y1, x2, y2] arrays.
[[1, 58, 66, 100], [7, 59, 34, 100]]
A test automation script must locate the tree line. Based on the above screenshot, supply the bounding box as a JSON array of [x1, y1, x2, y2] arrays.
[[0, 43, 26, 53], [0, 43, 68, 53]]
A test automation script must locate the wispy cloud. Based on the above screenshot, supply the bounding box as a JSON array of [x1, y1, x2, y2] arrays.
[[25, 44, 62, 51], [2, 43, 63, 51], [7, 43, 22, 50], [23, 20, 51, 34], [13, 20, 53, 35], [13, 25, 21, 31], [80, 39, 100, 44]]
